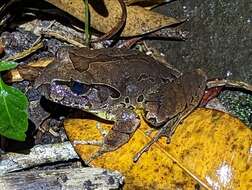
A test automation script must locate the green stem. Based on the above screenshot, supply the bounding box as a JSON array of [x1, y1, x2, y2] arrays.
[[84, 0, 90, 46]]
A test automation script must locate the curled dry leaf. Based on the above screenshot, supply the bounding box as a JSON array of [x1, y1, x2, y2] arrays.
[[45, 0, 181, 37], [64, 108, 252, 190], [125, 0, 173, 7], [3, 57, 54, 82]]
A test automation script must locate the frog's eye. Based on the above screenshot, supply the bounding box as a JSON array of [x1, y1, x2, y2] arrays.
[[69, 81, 90, 95]]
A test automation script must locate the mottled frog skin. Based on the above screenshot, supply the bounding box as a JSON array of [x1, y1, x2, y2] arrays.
[[35, 47, 207, 162]]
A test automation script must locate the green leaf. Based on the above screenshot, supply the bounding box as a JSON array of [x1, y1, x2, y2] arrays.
[[0, 61, 18, 72], [0, 78, 28, 141]]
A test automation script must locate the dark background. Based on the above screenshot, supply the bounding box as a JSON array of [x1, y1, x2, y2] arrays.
[[147, 0, 251, 83]]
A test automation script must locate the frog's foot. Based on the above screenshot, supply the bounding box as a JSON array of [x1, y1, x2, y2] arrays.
[[76, 108, 140, 163], [85, 130, 132, 163], [72, 139, 107, 164], [144, 128, 156, 137], [73, 140, 103, 146], [72, 138, 106, 164], [95, 122, 108, 137], [84, 128, 139, 164], [133, 117, 179, 162], [73, 137, 107, 164]]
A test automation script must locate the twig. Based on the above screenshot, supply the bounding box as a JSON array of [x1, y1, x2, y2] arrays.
[[157, 142, 212, 190], [84, 0, 90, 46], [207, 79, 252, 92], [137, 130, 212, 190]]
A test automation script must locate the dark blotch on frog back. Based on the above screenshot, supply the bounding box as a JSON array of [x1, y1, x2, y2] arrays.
[[94, 85, 120, 102]]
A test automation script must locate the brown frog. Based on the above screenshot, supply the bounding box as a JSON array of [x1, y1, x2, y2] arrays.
[[35, 47, 207, 162]]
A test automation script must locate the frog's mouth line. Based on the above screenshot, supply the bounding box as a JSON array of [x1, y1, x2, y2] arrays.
[[52, 80, 120, 98], [47, 80, 120, 111]]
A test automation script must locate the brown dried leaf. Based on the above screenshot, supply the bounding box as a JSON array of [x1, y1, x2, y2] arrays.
[[3, 57, 54, 82], [45, 0, 181, 37]]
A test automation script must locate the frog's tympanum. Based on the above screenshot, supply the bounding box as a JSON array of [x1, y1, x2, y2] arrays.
[[35, 47, 207, 162]]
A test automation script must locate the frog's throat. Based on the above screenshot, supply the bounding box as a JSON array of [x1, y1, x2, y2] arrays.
[[87, 107, 144, 122]]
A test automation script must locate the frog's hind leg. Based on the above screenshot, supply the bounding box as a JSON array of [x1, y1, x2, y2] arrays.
[[133, 116, 179, 162], [74, 108, 140, 163], [87, 130, 133, 163], [134, 95, 202, 162]]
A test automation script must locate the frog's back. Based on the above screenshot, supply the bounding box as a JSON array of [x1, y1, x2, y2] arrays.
[[69, 48, 179, 97], [35, 47, 181, 106]]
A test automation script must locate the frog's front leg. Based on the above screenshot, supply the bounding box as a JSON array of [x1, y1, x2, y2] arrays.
[[74, 107, 140, 163]]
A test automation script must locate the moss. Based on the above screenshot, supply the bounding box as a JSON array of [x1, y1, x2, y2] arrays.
[[219, 90, 252, 128]]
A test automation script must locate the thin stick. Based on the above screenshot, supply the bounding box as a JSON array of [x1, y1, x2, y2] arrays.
[[207, 79, 252, 92], [136, 129, 212, 190], [156, 141, 212, 190], [91, 0, 127, 43], [84, 0, 90, 46]]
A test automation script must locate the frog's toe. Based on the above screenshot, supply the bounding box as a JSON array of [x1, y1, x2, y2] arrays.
[[72, 139, 109, 163], [144, 128, 156, 137], [97, 122, 109, 137], [73, 140, 103, 146], [86, 147, 109, 164]]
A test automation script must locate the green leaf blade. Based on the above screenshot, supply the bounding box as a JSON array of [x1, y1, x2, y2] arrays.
[[0, 78, 28, 141], [0, 61, 18, 72]]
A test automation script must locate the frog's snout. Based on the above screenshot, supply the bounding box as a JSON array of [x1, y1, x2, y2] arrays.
[[36, 83, 51, 100]]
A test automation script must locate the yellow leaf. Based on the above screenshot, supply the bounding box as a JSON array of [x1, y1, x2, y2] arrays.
[[45, 0, 181, 37], [64, 108, 252, 189]]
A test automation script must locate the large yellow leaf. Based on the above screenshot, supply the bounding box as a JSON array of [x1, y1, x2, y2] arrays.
[[64, 108, 252, 189], [45, 0, 180, 37]]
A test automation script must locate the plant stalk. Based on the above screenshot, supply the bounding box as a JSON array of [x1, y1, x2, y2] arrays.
[[84, 0, 90, 46]]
